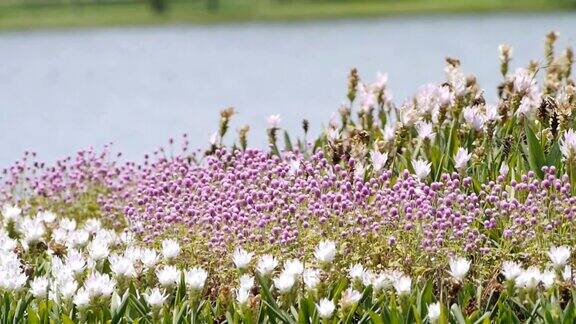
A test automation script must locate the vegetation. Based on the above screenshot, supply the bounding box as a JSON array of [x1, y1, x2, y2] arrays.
[[1, 32, 576, 322], [0, 0, 575, 30]]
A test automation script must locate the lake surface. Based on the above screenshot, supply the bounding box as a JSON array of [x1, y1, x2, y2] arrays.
[[1, 13, 576, 166]]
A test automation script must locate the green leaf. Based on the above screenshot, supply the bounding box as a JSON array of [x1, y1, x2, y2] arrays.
[[450, 304, 467, 324], [524, 125, 545, 178], [284, 131, 293, 152]]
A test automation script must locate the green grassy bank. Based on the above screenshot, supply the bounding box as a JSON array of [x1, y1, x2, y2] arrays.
[[0, 0, 575, 31]]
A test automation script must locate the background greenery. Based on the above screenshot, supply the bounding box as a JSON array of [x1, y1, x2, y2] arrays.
[[0, 0, 575, 30]]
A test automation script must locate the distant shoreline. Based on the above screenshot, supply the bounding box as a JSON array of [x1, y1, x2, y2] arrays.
[[1, 0, 575, 31]]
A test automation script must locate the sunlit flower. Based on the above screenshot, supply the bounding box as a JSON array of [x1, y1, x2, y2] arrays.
[[548, 245, 571, 269], [161, 239, 180, 261], [340, 288, 362, 308], [156, 265, 180, 287], [87, 239, 109, 261], [141, 249, 160, 268], [314, 240, 336, 264], [417, 122, 435, 141], [109, 254, 136, 278], [256, 255, 278, 276], [449, 257, 471, 281], [371, 150, 388, 173], [560, 129, 576, 161], [393, 275, 412, 296], [316, 298, 336, 319], [428, 302, 441, 323], [239, 274, 254, 291], [349, 263, 365, 281], [185, 267, 208, 291], [30, 276, 49, 298], [412, 159, 431, 180], [144, 287, 167, 308], [541, 269, 556, 289], [303, 268, 320, 290], [284, 259, 304, 278], [273, 271, 295, 294], [515, 267, 541, 290], [501, 261, 523, 281], [236, 288, 250, 305], [454, 148, 471, 171], [232, 247, 253, 270], [1, 205, 21, 222], [267, 114, 281, 128]]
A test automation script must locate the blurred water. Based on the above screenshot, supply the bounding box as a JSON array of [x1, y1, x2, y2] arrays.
[[1, 13, 575, 166]]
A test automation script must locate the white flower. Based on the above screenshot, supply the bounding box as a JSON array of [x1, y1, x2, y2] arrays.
[[273, 271, 295, 294], [541, 269, 556, 289], [157, 265, 180, 287], [30, 276, 50, 298], [515, 267, 541, 290], [428, 302, 441, 323], [349, 263, 365, 281], [161, 239, 180, 260], [303, 268, 320, 290], [232, 247, 253, 269], [449, 257, 471, 281], [73, 288, 90, 308], [69, 230, 90, 247], [59, 218, 77, 232], [239, 274, 254, 291], [417, 122, 435, 141], [2, 205, 21, 222], [141, 249, 159, 268], [462, 106, 485, 131], [512, 68, 533, 93], [21, 217, 45, 244], [501, 261, 523, 281], [354, 163, 365, 178], [371, 150, 388, 173], [111, 292, 122, 313], [560, 129, 576, 160], [37, 211, 56, 224], [144, 288, 167, 308], [563, 265, 572, 282], [288, 159, 301, 176], [383, 125, 396, 142], [393, 275, 412, 296], [316, 298, 336, 319], [256, 255, 278, 275], [58, 280, 78, 301], [87, 239, 109, 261], [83, 219, 102, 234], [453, 148, 471, 171], [499, 163, 509, 176], [120, 231, 134, 245], [361, 270, 375, 287], [548, 245, 571, 269], [109, 254, 136, 278], [284, 259, 304, 278], [185, 267, 208, 291], [124, 246, 143, 263], [340, 288, 362, 308], [412, 159, 431, 180], [84, 272, 116, 298], [372, 272, 394, 291], [236, 288, 250, 305], [209, 131, 218, 146], [484, 104, 500, 121], [314, 240, 336, 264], [267, 114, 281, 128], [65, 250, 86, 274]]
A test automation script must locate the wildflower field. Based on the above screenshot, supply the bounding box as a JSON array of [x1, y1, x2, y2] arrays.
[[2, 31, 576, 323]]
